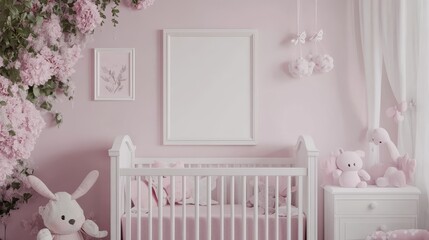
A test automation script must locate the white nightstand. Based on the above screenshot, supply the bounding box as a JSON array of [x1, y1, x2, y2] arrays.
[[324, 185, 420, 240]]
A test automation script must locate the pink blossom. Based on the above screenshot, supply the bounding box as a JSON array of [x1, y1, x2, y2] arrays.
[[73, 0, 102, 34], [38, 14, 62, 46], [0, 96, 45, 162], [19, 52, 54, 86], [0, 160, 15, 187], [58, 45, 82, 81]]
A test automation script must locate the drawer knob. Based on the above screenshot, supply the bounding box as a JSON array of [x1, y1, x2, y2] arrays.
[[369, 201, 378, 210]]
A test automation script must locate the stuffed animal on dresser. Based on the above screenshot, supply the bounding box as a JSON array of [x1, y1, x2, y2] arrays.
[[370, 128, 416, 187], [333, 149, 371, 188], [28, 170, 108, 240]]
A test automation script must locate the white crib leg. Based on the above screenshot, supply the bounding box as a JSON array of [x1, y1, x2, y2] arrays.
[[264, 176, 269, 240], [220, 176, 225, 240], [275, 176, 279, 240], [158, 176, 163, 240], [195, 176, 200, 240], [126, 176, 132, 240], [287, 176, 291, 240], [231, 176, 235, 240], [207, 176, 212, 240], [182, 176, 187, 240], [254, 176, 258, 240], [137, 176, 142, 240], [242, 176, 247, 240], [171, 176, 175, 240], [148, 176, 153, 240], [298, 176, 303, 240]]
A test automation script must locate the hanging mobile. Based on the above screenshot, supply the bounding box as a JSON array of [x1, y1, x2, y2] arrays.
[[288, 0, 315, 78], [309, 0, 334, 73]]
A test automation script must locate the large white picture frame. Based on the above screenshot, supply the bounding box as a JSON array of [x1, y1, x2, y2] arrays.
[[163, 29, 257, 145], [94, 48, 135, 101]]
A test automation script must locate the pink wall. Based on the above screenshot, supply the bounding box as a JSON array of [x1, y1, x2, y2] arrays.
[[10, 0, 397, 239]]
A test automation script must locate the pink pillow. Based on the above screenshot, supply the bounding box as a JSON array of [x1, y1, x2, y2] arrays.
[[130, 179, 158, 208]]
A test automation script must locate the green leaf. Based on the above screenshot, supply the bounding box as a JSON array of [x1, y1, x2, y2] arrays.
[[0, 101, 6, 106], [40, 101, 52, 111], [8, 130, 15, 136], [35, 16, 43, 25], [32, 86, 40, 97], [11, 182, 20, 190]]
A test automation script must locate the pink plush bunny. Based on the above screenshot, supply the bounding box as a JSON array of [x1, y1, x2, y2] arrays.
[[28, 170, 108, 240], [370, 128, 416, 187], [333, 149, 371, 188]]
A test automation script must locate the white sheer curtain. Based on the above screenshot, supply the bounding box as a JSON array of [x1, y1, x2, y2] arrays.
[[414, 0, 429, 228], [360, 0, 429, 228], [359, 0, 383, 167], [380, 0, 411, 154]]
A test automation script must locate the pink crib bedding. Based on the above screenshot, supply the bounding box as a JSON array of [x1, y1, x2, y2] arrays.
[[121, 204, 306, 240]]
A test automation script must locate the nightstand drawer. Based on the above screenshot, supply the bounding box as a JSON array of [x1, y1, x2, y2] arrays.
[[336, 199, 417, 215], [340, 217, 416, 240]]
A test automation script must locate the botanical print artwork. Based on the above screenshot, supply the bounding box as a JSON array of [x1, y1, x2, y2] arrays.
[[95, 48, 134, 100], [101, 65, 127, 94]]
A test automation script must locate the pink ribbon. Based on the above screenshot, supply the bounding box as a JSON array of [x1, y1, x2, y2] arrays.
[[386, 101, 408, 123]]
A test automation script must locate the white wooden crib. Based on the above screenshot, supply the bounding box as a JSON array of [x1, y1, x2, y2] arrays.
[[108, 135, 319, 240]]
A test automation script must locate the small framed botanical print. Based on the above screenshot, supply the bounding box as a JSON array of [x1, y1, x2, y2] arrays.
[[94, 48, 135, 100]]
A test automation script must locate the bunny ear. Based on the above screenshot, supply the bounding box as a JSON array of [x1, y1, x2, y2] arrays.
[[71, 170, 99, 200], [28, 176, 57, 200]]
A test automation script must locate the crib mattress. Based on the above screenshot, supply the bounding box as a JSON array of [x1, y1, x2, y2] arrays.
[[121, 204, 306, 240]]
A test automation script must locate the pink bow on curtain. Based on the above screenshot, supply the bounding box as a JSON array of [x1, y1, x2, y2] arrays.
[[386, 101, 408, 123]]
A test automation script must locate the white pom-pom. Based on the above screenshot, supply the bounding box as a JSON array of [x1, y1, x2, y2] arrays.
[[312, 54, 334, 73], [288, 57, 315, 78]]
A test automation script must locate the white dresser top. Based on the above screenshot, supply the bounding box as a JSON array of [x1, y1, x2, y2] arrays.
[[323, 185, 421, 195]]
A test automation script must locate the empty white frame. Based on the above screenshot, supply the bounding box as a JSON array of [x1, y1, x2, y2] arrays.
[[163, 29, 257, 145], [94, 48, 135, 101]]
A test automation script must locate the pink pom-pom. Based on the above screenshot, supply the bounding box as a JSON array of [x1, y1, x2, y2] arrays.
[[312, 54, 334, 73], [288, 57, 315, 78]]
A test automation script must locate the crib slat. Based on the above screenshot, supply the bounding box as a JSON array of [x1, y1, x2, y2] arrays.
[[148, 176, 153, 240], [126, 176, 131, 240], [287, 176, 292, 240], [195, 176, 200, 240], [220, 176, 225, 240], [137, 176, 142, 240], [275, 176, 279, 240], [264, 176, 269, 240], [298, 176, 303, 240], [207, 176, 212, 240], [182, 176, 187, 240], [242, 176, 247, 240], [171, 176, 175, 240], [158, 176, 163, 240], [231, 176, 235, 240], [254, 176, 258, 240]]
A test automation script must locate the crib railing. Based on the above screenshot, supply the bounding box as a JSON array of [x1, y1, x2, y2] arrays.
[[109, 135, 319, 240], [120, 167, 306, 240]]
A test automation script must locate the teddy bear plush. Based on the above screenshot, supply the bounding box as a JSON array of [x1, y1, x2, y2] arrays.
[[370, 128, 416, 187], [333, 149, 371, 188], [28, 170, 108, 240]]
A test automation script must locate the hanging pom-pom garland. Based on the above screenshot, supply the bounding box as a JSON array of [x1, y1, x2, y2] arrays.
[[310, 0, 334, 73], [288, 0, 314, 78]]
